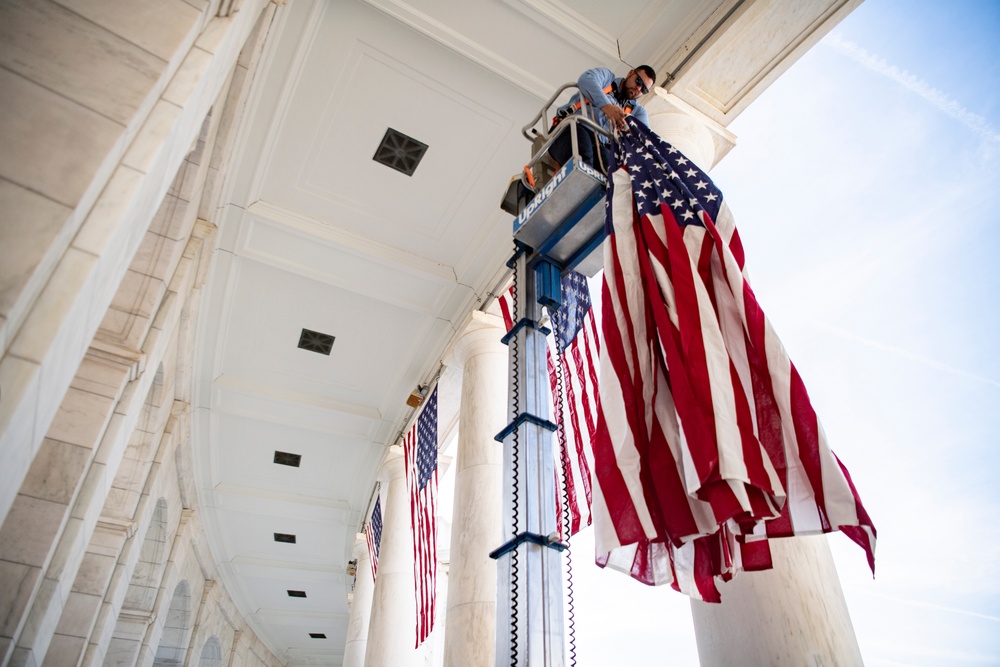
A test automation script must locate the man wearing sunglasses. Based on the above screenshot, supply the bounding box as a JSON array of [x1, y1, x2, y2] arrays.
[[548, 65, 656, 174]]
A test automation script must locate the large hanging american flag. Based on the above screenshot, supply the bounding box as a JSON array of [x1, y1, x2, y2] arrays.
[[363, 495, 382, 581], [403, 385, 438, 646], [497, 273, 599, 539], [591, 117, 876, 601]]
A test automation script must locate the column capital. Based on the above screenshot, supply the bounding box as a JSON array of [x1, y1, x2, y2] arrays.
[[443, 311, 506, 370], [644, 90, 737, 171], [351, 532, 368, 560], [377, 445, 405, 483]]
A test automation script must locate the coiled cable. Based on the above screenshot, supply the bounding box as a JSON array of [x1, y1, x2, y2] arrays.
[[508, 243, 520, 667]]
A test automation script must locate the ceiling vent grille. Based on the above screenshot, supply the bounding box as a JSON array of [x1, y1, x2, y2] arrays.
[[274, 533, 297, 544], [373, 128, 428, 176], [298, 328, 335, 355], [273, 451, 302, 467], [309, 633, 327, 639], [287, 590, 307, 598]]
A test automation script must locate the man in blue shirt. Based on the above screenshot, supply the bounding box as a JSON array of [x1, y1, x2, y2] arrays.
[[549, 65, 656, 173]]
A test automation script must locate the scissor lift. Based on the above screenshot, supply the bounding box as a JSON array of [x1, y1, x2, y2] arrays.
[[492, 84, 611, 667]]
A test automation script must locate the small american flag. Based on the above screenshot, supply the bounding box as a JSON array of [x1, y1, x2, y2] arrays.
[[592, 117, 875, 601], [497, 271, 599, 539], [549, 271, 600, 538], [403, 385, 438, 647], [364, 495, 382, 581]]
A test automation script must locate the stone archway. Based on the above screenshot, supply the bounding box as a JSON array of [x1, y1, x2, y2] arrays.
[[197, 636, 223, 667], [153, 580, 192, 666]]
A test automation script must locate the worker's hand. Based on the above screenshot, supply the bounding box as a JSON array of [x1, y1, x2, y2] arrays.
[[601, 104, 627, 130]]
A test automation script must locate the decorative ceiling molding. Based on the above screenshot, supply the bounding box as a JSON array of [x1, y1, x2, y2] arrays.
[[213, 374, 383, 421], [229, 555, 348, 576], [245, 200, 458, 288], [254, 610, 350, 624], [361, 0, 554, 99], [666, 0, 864, 125], [212, 483, 353, 511], [238, 0, 330, 208], [650, 0, 743, 84], [618, 1, 680, 62], [499, 0, 618, 59]]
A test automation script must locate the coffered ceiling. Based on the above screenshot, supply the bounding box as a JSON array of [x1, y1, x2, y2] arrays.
[[192, 0, 749, 663]]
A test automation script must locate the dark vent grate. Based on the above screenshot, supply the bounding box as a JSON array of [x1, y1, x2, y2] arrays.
[[274, 532, 297, 544], [309, 633, 327, 639], [298, 328, 335, 355], [373, 128, 428, 176], [273, 451, 302, 467], [287, 590, 307, 598]]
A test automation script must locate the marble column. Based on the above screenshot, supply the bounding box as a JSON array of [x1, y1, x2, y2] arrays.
[[343, 533, 375, 667], [691, 536, 863, 667], [364, 446, 423, 667], [645, 89, 735, 172], [441, 312, 507, 667], [644, 89, 862, 667]]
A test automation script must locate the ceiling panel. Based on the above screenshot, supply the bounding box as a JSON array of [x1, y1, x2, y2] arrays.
[[218, 260, 432, 411], [238, 209, 458, 312], [257, 0, 528, 270], [212, 504, 347, 562], [214, 412, 370, 499]]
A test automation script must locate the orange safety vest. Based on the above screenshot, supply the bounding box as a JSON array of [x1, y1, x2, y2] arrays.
[[552, 83, 633, 128]]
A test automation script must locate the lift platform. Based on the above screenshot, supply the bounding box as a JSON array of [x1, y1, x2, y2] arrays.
[[499, 82, 612, 279], [492, 83, 612, 667]]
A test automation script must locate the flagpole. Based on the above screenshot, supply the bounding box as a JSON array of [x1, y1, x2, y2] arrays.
[[493, 248, 567, 667]]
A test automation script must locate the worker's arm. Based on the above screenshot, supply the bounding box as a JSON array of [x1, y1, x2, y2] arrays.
[[578, 67, 630, 130], [630, 103, 649, 128], [577, 67, 616, 108]]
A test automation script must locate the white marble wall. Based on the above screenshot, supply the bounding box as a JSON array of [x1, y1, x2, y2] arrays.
[[0, 2, 285, 666]]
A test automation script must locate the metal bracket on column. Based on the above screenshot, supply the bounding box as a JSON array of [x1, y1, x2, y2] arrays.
[[490, 532, 569, 560], [500, 318, 551, 346], [506, 241, 531, 269], [494, 412, 557, 443], [534, 258, 562, 310]]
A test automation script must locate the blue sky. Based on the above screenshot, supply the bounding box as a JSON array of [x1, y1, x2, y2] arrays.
[[571, 1, 1000, 665]]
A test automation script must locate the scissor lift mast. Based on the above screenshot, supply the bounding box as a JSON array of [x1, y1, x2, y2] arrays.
[[491, 85, 611, 667]]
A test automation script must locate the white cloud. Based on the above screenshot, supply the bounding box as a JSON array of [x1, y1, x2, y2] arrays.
[[824, 32, 1000, 152], [802, 319, 1000, 389]]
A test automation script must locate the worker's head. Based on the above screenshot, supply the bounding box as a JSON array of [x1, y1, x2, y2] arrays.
[[624, 66, 657, 99]]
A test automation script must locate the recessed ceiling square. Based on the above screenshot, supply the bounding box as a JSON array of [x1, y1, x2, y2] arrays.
[[309, 633, 327, 639], [287, 590, 307, 598], [274, 532, 297, 543], [373, 128, 428, 176], [273, 451, 302, 467], [298, 328, 335, 355]]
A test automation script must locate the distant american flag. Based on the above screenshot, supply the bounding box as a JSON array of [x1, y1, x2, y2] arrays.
[[497, 272, 599, 539], [364, 495, 382, 581], [592, 117, 876, 601], [403, 385, 438, 647]]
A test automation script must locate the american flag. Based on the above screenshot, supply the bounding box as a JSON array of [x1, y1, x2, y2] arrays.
[[363, 495, 382, 581], [497, 271, 599, 539], [591, 117, 876, 601], [403, 385, 438, 646]]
